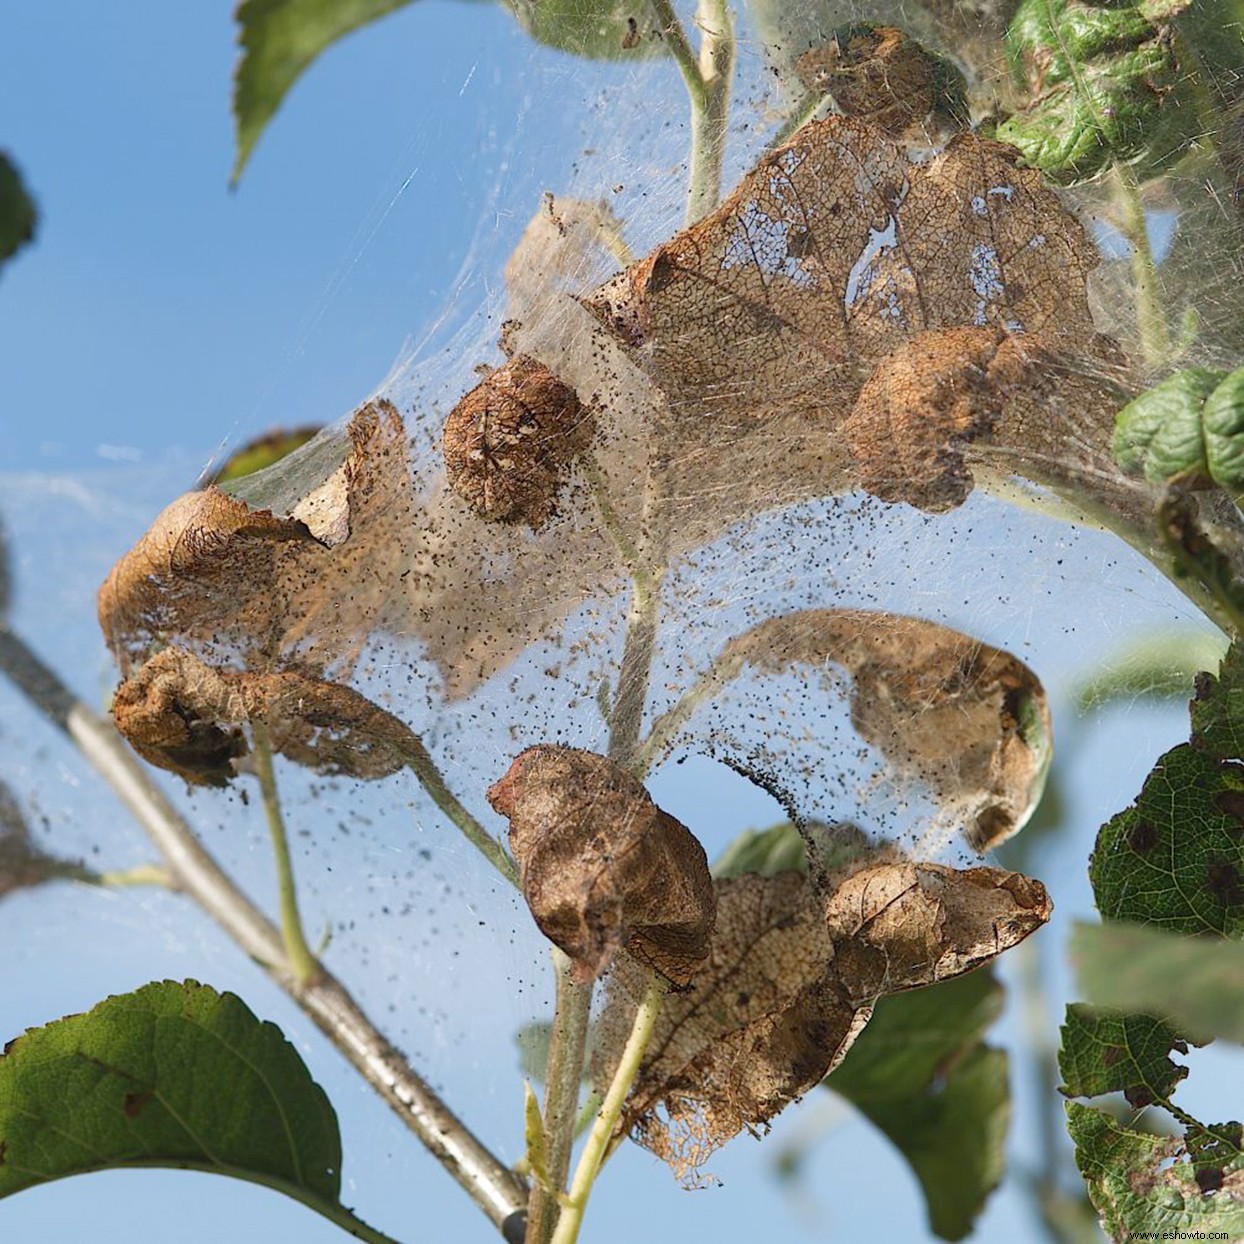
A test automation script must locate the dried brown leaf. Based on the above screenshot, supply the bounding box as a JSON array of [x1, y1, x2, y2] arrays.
[[794, 26, 961, 138], [595, 855, 1049, 1179], [581, 116, 1123, 511], [724, 609, 1052, 850], [112, 646, 419, 785], [822, 857, 1053, 1003], [442, 355, 595, 528], [487, 746, 714, 985], [98, 399, 413, 678]]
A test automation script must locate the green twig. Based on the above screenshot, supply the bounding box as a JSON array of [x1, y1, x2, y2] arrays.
[[686, 0, 735, 225], [549, 973, 665, 1244], [399, 735, 519, 887], [525, 952, 594, 1244], [1113, 162, 1170, 371], [94, 862, 177, 888], [634, 649, 743, 776], [649, 0, 706, 109], [252, 721, 319, 988]]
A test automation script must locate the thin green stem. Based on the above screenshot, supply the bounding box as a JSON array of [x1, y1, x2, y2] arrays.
[[769, 90, 831, 150], [549, 973, 665, 1244], [649, 0, 706, 109], [252, 720, 320, 988], [1113, 162, 1170, 371], [400, 735, 519, 887], [634, 650, 743, 776], [686, 0, 735, 225], [525, 953, 594, 1244], [607, 568, 663, 771], [94, 862, 177, 889], [0, 625, 528, 1237]]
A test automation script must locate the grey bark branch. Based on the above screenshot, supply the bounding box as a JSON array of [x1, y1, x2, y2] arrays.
[[0, 625, 528, 1242]]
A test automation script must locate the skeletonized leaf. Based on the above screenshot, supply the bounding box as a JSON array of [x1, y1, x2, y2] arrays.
[[595, 854, 1049, 1178], [487, 746, 715, 985], [1066, 1103, 1244, 1242], [99, 400, 413, 679], [111, 646, 424, 786], [581, 115, 1126, 513], [0, 981, 362, 1224], [232, 0, 415, 182]]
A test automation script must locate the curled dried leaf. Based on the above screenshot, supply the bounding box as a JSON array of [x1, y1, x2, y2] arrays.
[[443, 355, 595, 528], [112, 646, 419, 786], [487, 746, 714, 985], [823, 857, 1053, 1003], [99, 400, 412, 678], [714, 609, 1053, 852], [794, 26, 968, 137], [596, 853, 1049, 1180]]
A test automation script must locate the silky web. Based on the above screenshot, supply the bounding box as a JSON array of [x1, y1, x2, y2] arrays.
[[2, 0, 1240, 1215]]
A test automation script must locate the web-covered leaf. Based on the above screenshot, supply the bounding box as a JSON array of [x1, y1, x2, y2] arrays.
[[580, 114, 1129, 515], [648, 609, 1051, 853], [1066, 1103, 1244, 1241], [488, 746, 715, 985], [111, 646, 425, 786], [99, 400, 412, 680], [593, 854, 1049, 1180], [997, 0, 1193, 185]]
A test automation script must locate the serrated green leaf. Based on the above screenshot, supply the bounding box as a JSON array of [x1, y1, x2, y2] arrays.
[[0, 152, 37, 271], [0, 981, 390, 1238], [997, 0, 1194, 184], [1074, 630, 1227, 711], [1090, 744, 1244, 934], [1203, 369, 1244, 495], [209, 426, 323, 485], [1073, 920, 1244, 1045], [712, 821, 807, 879], [505, 0, 670, 61], [1059, 1003, 1188, 1105], [232, 0, 416, 183], [828, 971, 1008, 1241], [1191, 639, 1244, 760], [1066, 1103, 1244, 1242]]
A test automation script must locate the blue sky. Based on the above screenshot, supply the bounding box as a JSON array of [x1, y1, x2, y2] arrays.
[[2, 5, 1241, 1244]]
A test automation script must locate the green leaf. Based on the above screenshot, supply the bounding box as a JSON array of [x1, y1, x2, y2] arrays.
[[1073, 920, 1244, 1045], [0, 981, 393, 1240], [1191, 638, 1244, 760], [1059, 1003, 1188, 1106], [232, 0, 416, 183], [1113, 366, 1244, 494], [997, 0, 1194, 185], [827, 971, 1008, 1241], [712, 821, 807, 879], [1090, 743, 1244, 935], [505, 0, 672, 61], [1074, 630, 1228, 711], [209, 426, 323, 485], [1066, 1102, 1244, 1241], [0, 152, 37, 271]]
